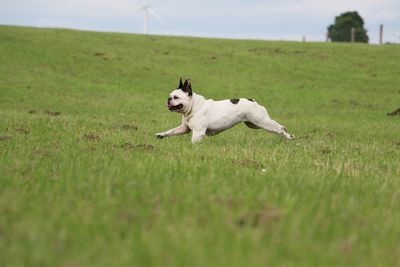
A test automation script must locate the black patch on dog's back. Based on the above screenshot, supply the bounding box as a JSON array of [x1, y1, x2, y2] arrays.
[[230, 99, 240, 104], [247, 98, 255, 102]]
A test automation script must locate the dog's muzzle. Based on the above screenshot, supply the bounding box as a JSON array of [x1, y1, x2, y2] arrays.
[[167, 103, 183, 111], [166, 98, 182, 111]]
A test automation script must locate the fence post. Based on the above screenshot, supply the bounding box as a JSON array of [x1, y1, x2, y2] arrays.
[[351, 27, 355, 42], [379, 24, 383, 45]]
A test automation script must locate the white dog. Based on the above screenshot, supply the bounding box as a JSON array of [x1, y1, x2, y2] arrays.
[[156, 78, 294, 143]]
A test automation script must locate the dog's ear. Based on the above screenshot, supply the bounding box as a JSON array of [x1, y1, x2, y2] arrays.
[[182, 79, 192, 96], [178, 78, 183, 89]]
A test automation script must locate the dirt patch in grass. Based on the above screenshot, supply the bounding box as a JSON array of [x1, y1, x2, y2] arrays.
[[294, 50, 307, 54], [326, 132, 336, 139], [92, 80, 104, 84], [251, 208, 281, 227], [0, 135, 12, 141], [338, 240, 354, 257], [248, 47, 307, 56], [46, 110, 61, 116], [320, 146, 332, 154], [136, 144, 154, 150], [34, 149, 50, 156], [121, 124, 138, 131], [120, 143, 154, 151], [120, 143, 135, 150], [82, 134, 101, 141], [248, 47, 280, 55], [118, 210, 136, 223], [236, 207, 281, 228], [350, 100, 359, 106], [15, 128, 29, 134]]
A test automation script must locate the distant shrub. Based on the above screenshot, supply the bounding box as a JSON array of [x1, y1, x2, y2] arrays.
[[328, 11, 369, 43]]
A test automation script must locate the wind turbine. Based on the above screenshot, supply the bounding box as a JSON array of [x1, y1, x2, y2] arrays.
[[135, 0, 163, 34]]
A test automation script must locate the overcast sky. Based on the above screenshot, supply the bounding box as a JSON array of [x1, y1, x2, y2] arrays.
[[1, 0, 400, 44]]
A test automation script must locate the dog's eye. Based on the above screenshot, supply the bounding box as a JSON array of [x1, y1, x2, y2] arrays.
[[173, 96, 179, 100]]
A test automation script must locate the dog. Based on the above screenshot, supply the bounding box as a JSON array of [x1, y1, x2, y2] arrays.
[[156, 78, 294, 143]]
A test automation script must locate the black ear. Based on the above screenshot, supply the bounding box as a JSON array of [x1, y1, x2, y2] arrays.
[[178, 78, 183, 89], [182, 79, 192, 96]]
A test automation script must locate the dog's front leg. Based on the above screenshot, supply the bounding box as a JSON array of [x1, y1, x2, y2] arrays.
[[156, 124, 190, 139], [191, 129, 206, 144]]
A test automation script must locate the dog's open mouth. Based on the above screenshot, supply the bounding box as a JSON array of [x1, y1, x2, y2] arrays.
[[168, 104, 183, 111]]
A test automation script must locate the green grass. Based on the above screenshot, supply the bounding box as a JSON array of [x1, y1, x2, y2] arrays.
[[1, 25, 400, 267]]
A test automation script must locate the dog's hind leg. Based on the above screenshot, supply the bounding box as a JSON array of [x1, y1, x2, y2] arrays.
[[258, 118, 293, 140], [246, 107, 294, 140]]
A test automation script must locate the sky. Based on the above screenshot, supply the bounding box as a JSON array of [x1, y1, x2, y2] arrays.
[[1, 0, 400, 44]]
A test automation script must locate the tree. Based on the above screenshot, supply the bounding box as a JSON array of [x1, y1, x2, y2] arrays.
[[328, 11, 369, 43]]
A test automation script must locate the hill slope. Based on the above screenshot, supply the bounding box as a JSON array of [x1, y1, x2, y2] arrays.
[[0, 25, 400, 267]]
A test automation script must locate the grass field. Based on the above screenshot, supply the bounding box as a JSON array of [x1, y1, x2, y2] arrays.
[[0, 25, 400, 267]]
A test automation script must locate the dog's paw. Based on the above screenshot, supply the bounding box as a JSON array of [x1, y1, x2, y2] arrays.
[[282, 132, 294, 140], [155, 133, 165, 139]]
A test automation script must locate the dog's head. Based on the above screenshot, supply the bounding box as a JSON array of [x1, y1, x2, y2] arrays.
[[166, 78, 193, 113]]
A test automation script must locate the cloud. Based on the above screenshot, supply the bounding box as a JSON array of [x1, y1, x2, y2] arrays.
[[176, 0, 399, 23], [2, 0, 139, 18]]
